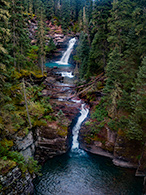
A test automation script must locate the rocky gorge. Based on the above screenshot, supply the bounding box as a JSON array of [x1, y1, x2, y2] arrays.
[[0, 66, 81, 194], [35, 66, 82, 163], [78, 92, 146, 177], [0, 37, 81, 194], [1, 36, 145, 194]]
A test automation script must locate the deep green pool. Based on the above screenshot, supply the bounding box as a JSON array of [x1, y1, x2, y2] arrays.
[[34, 149, 143, 195], [45, 62, 72, 68]]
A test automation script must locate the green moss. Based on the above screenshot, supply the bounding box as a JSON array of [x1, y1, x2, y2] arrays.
[[29, 102, 45, 117], [85, 137, 92, 144], [11, 70, 22, 79], [0, 159, 16, 175], [31, 71, 46, 78], [57, 125, 68, 137], [27, 157, 41, 176], [44, 115, 56, 121], [91, 104, 108, 121], [33, 119, 47, 127], [0, 139, 13, 149], [85, 121, 91, 126]]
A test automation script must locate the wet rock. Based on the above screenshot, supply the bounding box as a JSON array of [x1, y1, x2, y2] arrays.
[[34, 67, 81, 163], [35, 125, 70, 163], [0, 167, 34, 195], [45, 76, 56, 83], [113, 159, 137, 168]]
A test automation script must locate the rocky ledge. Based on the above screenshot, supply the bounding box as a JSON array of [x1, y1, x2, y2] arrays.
[[78, 96, 146, 174], [0, 167, 34, 195], [34, 67, 81, 164]]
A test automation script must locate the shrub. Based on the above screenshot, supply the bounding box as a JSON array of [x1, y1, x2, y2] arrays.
[[27, 157, 41, 176]]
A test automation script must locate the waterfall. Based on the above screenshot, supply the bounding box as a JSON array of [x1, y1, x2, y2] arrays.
[[72, 104, 89, 149], [56, 38, 76, 65], [60, 71, 74, 78]]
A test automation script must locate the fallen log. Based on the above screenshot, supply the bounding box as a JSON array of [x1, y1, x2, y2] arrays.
[[67, 73, 105, 100]]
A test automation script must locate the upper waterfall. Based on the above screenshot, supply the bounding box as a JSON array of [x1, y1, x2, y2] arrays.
[[56, 38, 76, 65]]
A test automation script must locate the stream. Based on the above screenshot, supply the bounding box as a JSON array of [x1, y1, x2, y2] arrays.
[[34, 38, 143, 195]]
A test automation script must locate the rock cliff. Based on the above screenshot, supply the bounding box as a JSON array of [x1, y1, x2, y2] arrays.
[[79, 97, 146, 175], [34, 67, 81, 163]]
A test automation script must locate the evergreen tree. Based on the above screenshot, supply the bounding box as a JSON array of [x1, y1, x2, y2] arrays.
[[76, 32, 90, 78], [104, 47, 124, 117], [42, 0, 55, 20], [88, 0, 112, 75], [0, 0, 10, 62], [10, 0, 30, 70], [33, 0, 42, 15], [127, 57, 146, 140], [0, 0, 10, 105], [37, 7, 46, 74], [60, 0, 71, 30]]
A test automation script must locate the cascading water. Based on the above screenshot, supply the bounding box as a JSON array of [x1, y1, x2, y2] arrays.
[[61, 71, 74, 78], [56, 38, 76, 65], [71, 103, 89, 149], [34, 36, 144, 195]]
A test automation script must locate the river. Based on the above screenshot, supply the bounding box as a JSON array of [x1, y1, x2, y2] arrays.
[[33, 38, 143, 195]]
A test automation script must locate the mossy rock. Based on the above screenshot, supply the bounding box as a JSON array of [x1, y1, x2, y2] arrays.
[[0, 139, 13, 149], [29, 102, 45, 117], [0, 159, 16, 175], [31, 71, 46, 78], [11, 70, 22, 79], [33, 119, 47, 127], [57, 125, 68, 137]]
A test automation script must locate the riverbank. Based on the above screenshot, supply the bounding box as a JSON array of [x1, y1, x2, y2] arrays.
[[35, 66, 82, 163], [77, 89, 146, 176]]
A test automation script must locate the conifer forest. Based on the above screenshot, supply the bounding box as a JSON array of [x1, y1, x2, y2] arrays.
[[0, 0, 146, 194]]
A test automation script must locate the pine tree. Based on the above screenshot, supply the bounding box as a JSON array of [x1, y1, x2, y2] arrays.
[[0, 0, 10, 61], [60, 0, 71, 30], [10, 0, 30, 70], [33, 0, 42, 15], [88, 0, 112, 75], [37, 7, 46, 75], [0, 0, 10, 105], [126, 57, 146, 140], [76, 31, 90, 78], [108, 0, 135, 52], [43, 0, 55, 20]]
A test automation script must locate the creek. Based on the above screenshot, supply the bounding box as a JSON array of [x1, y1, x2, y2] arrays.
[[34, 38, 143, 195]]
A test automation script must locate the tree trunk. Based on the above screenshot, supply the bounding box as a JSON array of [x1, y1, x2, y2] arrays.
[[22, 78, 32, 128]]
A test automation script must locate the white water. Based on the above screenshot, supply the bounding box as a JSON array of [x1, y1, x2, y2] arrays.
[[56, 38, 76, 65], [61, 71, 74, 78], [72, 104, 89, 149]]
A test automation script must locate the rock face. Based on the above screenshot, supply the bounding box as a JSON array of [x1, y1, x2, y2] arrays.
[[28, 17, 71, 48], [1, 132, 36, 195], [35, 124, 70, 163], [0, 167, 34, 195], [79, 122, 141, 169], [79, 122, 116, 159], [15, 132, 35, 160], [78, 98, 145, 172], [1, 67, 80, 194], [34, 67, 81, 163], [34, 100, 80, 163]]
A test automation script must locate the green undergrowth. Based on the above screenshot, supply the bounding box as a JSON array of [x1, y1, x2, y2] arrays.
[[57, 125, 68, 137], [0, 140, 41, 176], [84, 97, 121, 143], [0, 67, 52, 176]]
